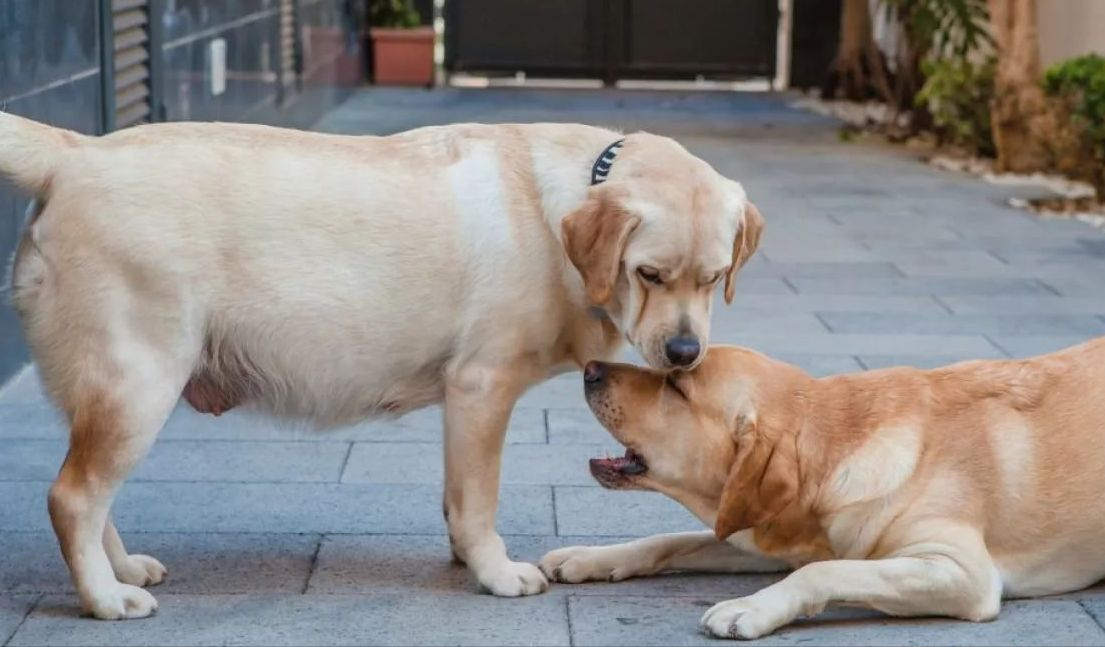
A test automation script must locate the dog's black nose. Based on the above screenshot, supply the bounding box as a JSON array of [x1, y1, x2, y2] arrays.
[[584, 361, 606, 384], [665, 336, 701, 366]]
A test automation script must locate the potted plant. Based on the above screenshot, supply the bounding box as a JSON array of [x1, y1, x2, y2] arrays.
[[369, 0, 434, 87]]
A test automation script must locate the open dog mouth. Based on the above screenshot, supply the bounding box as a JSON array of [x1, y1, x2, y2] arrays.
[[589, 448, 648, 489]]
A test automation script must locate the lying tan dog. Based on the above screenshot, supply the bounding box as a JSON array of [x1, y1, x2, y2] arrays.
[[541, 340, 1105, 639], [0, 112, 764, 619]]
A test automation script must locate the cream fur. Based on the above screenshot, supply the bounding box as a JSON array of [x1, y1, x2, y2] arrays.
[[0, 112, 756, 619]]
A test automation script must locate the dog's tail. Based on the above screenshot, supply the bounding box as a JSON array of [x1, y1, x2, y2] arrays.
[[0, 110, 82, 196]]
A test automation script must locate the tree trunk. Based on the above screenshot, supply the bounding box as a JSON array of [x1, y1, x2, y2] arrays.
[[821, 0, 893, 103], [988, 0, 1052, 172]]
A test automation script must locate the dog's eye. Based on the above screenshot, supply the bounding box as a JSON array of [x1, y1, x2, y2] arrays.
[[638, 266, 663, 285], [665, 374, 687, 399], [702, 271, 725, 287]]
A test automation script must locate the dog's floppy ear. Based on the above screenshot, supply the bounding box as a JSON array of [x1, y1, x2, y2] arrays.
[[724, 202, 765, 304], [714, 414, 797, 540], [561, 192, 641, 305]]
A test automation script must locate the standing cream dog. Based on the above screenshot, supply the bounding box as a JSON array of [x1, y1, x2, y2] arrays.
[[1, 112, 763, 619]]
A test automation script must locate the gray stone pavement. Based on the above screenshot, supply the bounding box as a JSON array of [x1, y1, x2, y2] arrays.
[[4, 87, 1105, 645]]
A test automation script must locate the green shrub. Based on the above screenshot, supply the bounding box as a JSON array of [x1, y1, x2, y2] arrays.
[[1044, 54, 1105, 152], [916, 57, 996, 156], [370, 0, 421, 29]]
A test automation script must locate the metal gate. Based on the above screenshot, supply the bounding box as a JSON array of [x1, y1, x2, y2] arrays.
[[99, 0, 164, 132], [444, 0, 778, 83], [279, 0, 304, 103]]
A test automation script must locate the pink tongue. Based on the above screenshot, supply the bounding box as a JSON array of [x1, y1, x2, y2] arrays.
[[592, 449, 642, 472]]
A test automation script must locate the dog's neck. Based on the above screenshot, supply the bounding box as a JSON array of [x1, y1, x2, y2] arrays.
[[526, 128, 634, 363], [533, 127, 629, 237]]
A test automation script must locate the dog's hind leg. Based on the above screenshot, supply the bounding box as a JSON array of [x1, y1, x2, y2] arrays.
[[47, 357, 186, 619], [47, 361, 186, 619], [10, 188, 197, 618], [699, 531, 1002, 639]]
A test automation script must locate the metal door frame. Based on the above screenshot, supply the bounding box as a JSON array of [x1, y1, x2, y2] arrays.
[[444, 0, 778, 84]]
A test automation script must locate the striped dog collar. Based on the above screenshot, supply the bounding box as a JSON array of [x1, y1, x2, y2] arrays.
[[590, 139, 625, 185]]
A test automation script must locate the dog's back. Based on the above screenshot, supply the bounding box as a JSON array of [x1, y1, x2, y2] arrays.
[[808, 337, 1105, 598]]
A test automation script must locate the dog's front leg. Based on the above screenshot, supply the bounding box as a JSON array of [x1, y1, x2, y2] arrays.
[[443, 363, 548, 596], [540, 531, 787, 583]]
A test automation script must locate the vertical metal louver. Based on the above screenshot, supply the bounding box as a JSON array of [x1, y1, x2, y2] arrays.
[[279, 0, 302, 102], [100, 0, 161, 132]]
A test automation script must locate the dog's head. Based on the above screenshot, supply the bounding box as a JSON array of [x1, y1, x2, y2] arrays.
[[561, 133, 763, 371], [581, 346, 809, 540]]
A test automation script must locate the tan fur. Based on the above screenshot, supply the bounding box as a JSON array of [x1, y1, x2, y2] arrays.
[[724, 202, 764, 304], [0, 112, 762, 618], [561, 191, 641, 305], [543, 339, 1105, 638]]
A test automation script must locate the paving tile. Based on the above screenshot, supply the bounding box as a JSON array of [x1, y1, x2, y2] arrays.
[[567, 597, 1105, 646], [0, 401, 548, 445], [891, 255, 1036, 278], [729, 293, 948, 314], [0, 403, 64, 440], [857, 355, 998, 371], [309, 534, 782, 598], [990, 245, 1105, 265], [760, 242, 879, 263], [0, 440, 349, 483], [341, 443, 617, 486], [1071, 598, 1105, 627], [937, 295, 1105, 315], [518, 374, 589, 409], [547, 409, 608, 445], [769, 354, 863, 376], [1040, 278, 1105, 297], [788, 277, 1052, 297], [0, 441, 59, 481], [986, 335, 1096, 358], [9, 593, 570, 646], [554, 487, 703, 537], [709, 331, 1001, 357], [817, 312, 1105, 337], [852, 226, 963, 243], [719, 277, 795, 295], [710, 309, 830, 336], [0, 595, 36, 645], [0, 532, 318, 594], [137, 441, 349, 483], [326, 406, 547, 444], [742, 261, 903, 279], [0, 367, 44, 406], [0, 481, 554, 535]]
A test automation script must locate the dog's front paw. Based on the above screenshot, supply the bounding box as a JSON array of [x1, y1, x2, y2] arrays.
[[84, 583, 159, 620], [114, 554, 167, 588], [539, 545, 638, 583], [477, 559, 549, 597], [700, 594, 792, 640]]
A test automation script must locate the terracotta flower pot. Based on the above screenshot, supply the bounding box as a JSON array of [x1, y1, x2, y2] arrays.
[[370, 26, 435, 87]]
